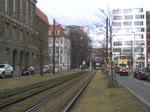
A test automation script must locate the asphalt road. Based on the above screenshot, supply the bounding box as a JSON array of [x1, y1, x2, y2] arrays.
[[115, 73, 150, 107]]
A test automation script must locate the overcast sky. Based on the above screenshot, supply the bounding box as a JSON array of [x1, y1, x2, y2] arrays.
[[37, 0, 150, 25], [36, 0, 150, 47]]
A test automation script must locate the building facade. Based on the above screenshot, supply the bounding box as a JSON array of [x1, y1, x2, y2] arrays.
[[112, 8, 147, 68], [49, 24, 71, 71], [146, 11, 150, 65], [35, 7, 49, 70], [0, 0, 38, 71], [0, 0, 49, 73]]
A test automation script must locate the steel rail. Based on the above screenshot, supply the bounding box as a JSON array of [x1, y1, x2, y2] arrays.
[[0, 72, 87, 109], [61, 71, 96, 112], [25, 72, 93, 112]]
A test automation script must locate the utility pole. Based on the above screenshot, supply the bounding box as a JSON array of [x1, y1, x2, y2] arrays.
[[103, 44, 105, 64], [140, 40, 143, 68], [106, 18, 108, 63], [53, 19, 56, 74], [110, 25, 114, 86]]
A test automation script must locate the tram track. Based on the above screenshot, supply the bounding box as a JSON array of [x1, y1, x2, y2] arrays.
[[0, 71, 88, 111], [26, 71, 96, 112]]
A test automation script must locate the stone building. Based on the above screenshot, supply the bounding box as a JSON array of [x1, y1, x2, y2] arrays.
[[0, 0, 49, 73], [35, 7, 49, 71]]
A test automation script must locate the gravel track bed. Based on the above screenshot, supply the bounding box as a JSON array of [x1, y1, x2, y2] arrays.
[[32, 72, 94, 112], [0, 71, 79, 93]]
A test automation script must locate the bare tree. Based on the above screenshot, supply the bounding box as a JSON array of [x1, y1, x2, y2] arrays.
[[35, 32, 47, 76], [69, 31, 93, 69], [93, 6, 121, 87]]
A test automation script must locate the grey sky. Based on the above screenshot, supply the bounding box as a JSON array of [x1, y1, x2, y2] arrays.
[[36, 0, 150, 47], [37, 0, 150, 25]]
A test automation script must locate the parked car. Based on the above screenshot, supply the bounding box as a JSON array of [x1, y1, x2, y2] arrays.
[[0, 64, 13, 79], [119, 67, 128, 76], [42, 65, 50, 73], [137, 67, 148, 80], [146, 72, 150, 82], [21, 67, 30, 76], [29, 66, 34, 75]]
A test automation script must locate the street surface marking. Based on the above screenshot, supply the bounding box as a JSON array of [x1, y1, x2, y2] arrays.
[[144, 83, 150, 87], [134, 80, 140, 83], [128, 77, 132, 80]]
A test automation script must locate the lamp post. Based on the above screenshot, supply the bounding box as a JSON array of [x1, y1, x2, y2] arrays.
[[79, 37, 83, 70], [132, 32, 135, 69], [68, 52, 69, 72]]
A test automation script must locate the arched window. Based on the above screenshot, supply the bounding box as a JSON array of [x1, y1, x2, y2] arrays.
[[60, 56, 63, 64], [5, 48, 9, 63]]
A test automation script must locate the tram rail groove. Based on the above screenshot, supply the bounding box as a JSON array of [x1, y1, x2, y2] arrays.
[[25, 71, 95, 112], [61, 72, 96, 112], [0, 71, 88, 110]]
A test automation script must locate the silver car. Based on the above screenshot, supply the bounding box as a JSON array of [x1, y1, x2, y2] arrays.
[[0, 64, 13, 79]]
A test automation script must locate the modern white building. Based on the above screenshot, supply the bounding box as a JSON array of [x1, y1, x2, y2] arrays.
[[112, 8, 147, 68]]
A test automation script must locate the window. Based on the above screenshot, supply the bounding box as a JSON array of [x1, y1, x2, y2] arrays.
[[49, 38, 52, 44], [113, 48, 121, 52], [112, 9, 121, 14], [123, 21, 132, 26], [134, 8, 143, 13], [135, 34, 143, 39], [112, 22, 121, 27], [135, 15, 144, 19], [135, 48, 143, 52], [20, 0, 23, 21], [119, 56, 127, 59], [124, 15, 133, 20], [26, 0, 28, 24], [56, 47, 59, 53], [135, 41, 145, 47], [49, 47, 52, 54], [5, 0, 8, 13], [19, 29, 23, 42], [134, 28, 145, 32], [13, 26, 17, 40], [5, 23, 9, 38], [55, 38, 59, 43], [57, 31, 60, 35], [60, 56, 63, 64], [123, 49, 131, 52], [124, 41, 132, 46], [123, 9, 132, 13], [31, 3, 34, 27], [114, 41, 122, 46], [60, 38, 63, 43], [134, 21, 143, 26], [5, 48, 9, 63], [13, 0, 16, 17], [124, 28, 133, 33], [113, 16, 122, 20], [26, 32, 29, 44], [49, 31, 52, 35], [60, 47, 63, 54]]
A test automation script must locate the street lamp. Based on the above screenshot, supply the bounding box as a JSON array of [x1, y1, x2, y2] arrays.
[[132, 32, 135, 69]]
